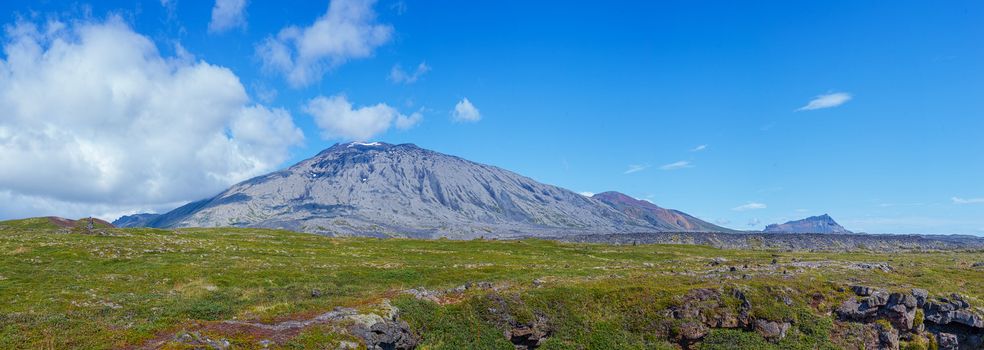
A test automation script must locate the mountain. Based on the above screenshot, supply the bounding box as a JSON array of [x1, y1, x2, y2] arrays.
[[591, 191, 734, 232], [134, 142, 711, 238], [112, 213, 161, 228], [763, 214, 853, 234]]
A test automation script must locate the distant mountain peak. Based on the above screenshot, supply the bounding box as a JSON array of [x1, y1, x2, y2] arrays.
[[764, 214, 852, 234]]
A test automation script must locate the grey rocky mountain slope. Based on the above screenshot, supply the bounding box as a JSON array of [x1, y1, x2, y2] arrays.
[[134, 142, 693, 238], [764, 214, 852, 234], [112, 213, 160, 228]]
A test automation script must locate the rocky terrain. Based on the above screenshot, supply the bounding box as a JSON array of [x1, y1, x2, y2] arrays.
[[549, 231, 984, 251], [764, 214, 853, 234], [115, 142, 726, 238], [2, 218, 984, 349], [834, 286, 983, 349]]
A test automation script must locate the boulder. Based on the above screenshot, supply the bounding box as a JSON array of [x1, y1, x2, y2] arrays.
[[678, 321, 709, 341], [888, 293, 917, 309], [852, 285, 875, 296], [937, 332, 958, 350], [868, 290, 890, 307], [754, 319, 790, 342], [349, 318, 418, 350], [951, 310, 984, 328], [885, 304, 916, 331], [911, 288, 929, 307], [837, 298, 871, 321], [877, 325, 899, 350], [507, 315, 551, 350]]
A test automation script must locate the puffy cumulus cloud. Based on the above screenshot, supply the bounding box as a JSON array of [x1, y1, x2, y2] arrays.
[[257, 0, 392, 87], [209, 0, 249, 33], [304, 94, 421, 141], [452, 98, 481, 122], [797, 92, 852, 111], [0, 17, 303, 219]]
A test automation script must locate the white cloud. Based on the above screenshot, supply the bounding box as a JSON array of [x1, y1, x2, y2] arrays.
[[691, 144, 707, 152], [257, 0, 393, 87], [623, 164, 650, 174], [209, 0, 249, 33], [304, 94, 420, 141], [389, 62, 430, 84], [0, 17, 303, 220], [733, 202, 767, 211], [660, 161, 693, 171], [395, 111, 423, 130], [579, 192, 595, 197], [747, 218, 762, 227], [452, 98, 481, 122], [797, 92, 852, 111], [952, 197, 984, 204], [390, 1, 408, 15]]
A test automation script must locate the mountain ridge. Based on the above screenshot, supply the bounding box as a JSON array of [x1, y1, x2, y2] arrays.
[[115, 142, 735, 238], [590, 191, 734, 232], [763, 214, 853, 234]]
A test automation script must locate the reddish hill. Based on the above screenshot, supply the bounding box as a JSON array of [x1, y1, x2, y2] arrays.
[[46, 216, 115, 229], [592, 191, 733, 232]]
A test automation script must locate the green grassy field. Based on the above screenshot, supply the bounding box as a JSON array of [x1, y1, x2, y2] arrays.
[[1, 218, 982, 349]]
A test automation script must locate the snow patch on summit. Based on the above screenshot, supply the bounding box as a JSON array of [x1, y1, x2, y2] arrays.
[[348, 142, 382, 147]]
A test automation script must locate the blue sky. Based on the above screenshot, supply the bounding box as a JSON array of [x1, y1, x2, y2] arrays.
[[0, 1, 982, 234]]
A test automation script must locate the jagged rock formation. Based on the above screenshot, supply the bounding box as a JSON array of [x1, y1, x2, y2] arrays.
[[591, 191, 734, 232], [764, 214, 853, 234], [128, 142, 696, 238], [836, 286, 984, 349]]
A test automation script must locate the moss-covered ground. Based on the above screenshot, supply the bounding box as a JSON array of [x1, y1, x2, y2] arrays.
[[1, 218, 982, 349]]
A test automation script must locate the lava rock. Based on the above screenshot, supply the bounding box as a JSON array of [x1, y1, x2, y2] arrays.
[[852, 285, 875, 296], [350, 319, 418, 350], [754, 319, 790, 342], [911, 288, 929, 307], [678, 321, 709, 341], [937, 332, 958, 350]]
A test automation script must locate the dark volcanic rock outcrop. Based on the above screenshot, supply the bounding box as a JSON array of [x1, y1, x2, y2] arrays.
[[764, 214, 852, 234], [836, 286, 984, 349], [130, 142, 701, 238], [591, 191, 734, 232]]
